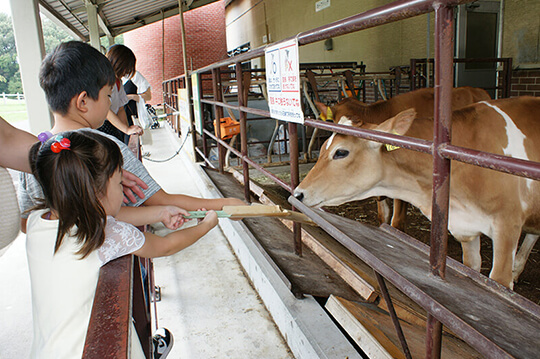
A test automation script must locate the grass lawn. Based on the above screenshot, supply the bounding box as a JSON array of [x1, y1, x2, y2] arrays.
[[0, 100, 28, 124]]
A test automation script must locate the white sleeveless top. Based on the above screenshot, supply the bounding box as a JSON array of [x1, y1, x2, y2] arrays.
[[26, 209, 146, 358]]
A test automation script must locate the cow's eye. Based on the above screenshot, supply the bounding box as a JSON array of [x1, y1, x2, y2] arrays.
[[333, 149, 349, 159]]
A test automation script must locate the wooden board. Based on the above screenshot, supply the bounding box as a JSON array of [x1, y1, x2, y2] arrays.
[[222, 205, 317, 226], [326, 295, 482, 359]]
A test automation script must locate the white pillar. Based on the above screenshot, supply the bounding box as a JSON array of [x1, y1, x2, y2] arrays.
[[85, 1, 101, 50], [10, 0, 53, 134], [107, 35, 115, 49]]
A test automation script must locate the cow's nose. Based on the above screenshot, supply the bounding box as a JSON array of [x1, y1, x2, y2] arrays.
[[294, 191, 304, 202]]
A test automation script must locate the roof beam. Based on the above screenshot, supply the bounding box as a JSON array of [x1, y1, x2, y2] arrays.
[[38, 0, 87, 40], [97, 9, 113, 38]]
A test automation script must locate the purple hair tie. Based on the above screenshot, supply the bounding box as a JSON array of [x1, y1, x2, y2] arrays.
[[38, 131, 53, 143]]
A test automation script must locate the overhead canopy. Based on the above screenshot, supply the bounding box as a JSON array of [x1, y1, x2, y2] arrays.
[[38, 0, 220, 40]]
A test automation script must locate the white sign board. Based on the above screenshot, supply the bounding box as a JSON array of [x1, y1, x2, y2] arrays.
[[191, 73, 203, 134], [178, 88, 190, 124], [265, 39, 304, 124], [177, 88, 195, 161]]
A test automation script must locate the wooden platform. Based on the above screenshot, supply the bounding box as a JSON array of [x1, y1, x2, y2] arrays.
[[290, 196, 540, 359], [204, 167, 363, 302]]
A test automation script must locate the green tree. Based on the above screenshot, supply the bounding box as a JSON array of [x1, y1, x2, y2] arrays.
[[0, 13, 19, 94], [0, 14, 77, 95], [42, 17, 76, 53]]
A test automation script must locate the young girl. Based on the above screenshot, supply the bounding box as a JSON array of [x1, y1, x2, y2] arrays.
[[26, 130, 218, 358]]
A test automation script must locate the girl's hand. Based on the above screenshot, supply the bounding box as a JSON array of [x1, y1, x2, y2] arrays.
[[202, 210, 218, 228], [161, 206, 189, 230], [127, 125, 144, 136], [127, 94, 140, 102]]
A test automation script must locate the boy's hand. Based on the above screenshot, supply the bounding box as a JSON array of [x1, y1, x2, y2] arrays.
[[160, 206, 188, 230], [202, 210, 218, 228], [122, 169, 148, 203], [127, 125, 144, 136]]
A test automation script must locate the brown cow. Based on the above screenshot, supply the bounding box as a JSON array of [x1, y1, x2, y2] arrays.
[[315, 87, 491, 230], [295, 97, 540, 288]]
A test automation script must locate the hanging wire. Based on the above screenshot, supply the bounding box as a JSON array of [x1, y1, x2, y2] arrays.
[[142, 128, 192, 163]]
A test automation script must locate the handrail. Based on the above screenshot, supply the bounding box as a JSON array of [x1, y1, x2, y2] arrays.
[[161, 0, 539, 358], [82, 255, 132, 358]]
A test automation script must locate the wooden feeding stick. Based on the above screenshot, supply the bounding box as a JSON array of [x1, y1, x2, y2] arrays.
[[184, 205, 317, 226]]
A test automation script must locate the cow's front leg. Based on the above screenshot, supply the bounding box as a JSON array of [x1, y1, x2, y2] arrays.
[[513, 233, 539, 283], [390, 199, 408, 231], [490, 229, 521, 289], [457, 235, 482, 272], [376, 197, 392, 225]]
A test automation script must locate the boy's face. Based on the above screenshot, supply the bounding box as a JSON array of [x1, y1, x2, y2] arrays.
[[101, 168, 124, 217], [87, 85, 113, 128]]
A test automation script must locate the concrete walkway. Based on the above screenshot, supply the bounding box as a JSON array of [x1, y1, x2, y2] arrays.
[[0, 123, 293, 358]]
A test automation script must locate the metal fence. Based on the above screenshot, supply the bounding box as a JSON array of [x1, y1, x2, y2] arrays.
[[162, 1, 540, 357]]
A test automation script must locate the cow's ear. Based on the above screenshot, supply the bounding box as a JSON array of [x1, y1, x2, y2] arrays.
[[315, 101, 330, 121], [376, 108, 416, 135]]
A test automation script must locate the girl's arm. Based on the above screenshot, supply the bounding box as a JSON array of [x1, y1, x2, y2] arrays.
[[138, 87, 152, 102], [116, 205, 188, 230], [133, 211, 218, 258], [107, 108, 143, 136], [127, 88, 152, 103]]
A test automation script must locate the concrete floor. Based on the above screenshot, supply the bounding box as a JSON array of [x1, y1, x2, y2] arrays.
[[0, 123, 293, 358]]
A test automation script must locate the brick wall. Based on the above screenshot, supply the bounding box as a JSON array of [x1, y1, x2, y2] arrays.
[[124, 1, 227, 105], [510, 69, 540, 98]]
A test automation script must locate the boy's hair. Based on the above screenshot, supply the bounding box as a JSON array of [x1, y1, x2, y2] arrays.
[[39, 41, 116, 115], [30, 131, 123, 258], [107, 44, 136, 79]]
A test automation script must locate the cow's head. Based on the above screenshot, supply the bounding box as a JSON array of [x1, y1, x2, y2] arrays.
[[294, 109, 416, 207]]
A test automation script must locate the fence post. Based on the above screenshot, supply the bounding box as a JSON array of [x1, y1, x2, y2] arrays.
[[427, 4, 454, 359], [235, 62, 251, 203]]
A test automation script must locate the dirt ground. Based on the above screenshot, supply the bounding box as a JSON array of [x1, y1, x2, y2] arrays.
[[257, 181, 540, 305]]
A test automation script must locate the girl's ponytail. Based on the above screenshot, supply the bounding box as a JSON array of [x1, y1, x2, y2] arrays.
[[30, 131, 123, 258]]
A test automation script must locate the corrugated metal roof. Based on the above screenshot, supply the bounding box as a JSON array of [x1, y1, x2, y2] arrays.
[[39, 0, 219, 40]]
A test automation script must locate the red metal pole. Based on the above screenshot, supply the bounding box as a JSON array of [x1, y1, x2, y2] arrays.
[[211, 68, 225, 173], [236, 62, 251, 203], [426, 4, 454, 359], [288, 122, 302, 256]]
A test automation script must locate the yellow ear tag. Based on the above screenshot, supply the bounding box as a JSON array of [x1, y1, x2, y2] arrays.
[[319, 107, 333, 121], [385, 130, 401, 151]]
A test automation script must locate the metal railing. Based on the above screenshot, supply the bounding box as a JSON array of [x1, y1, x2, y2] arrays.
[[162, 1, 540, 358]]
